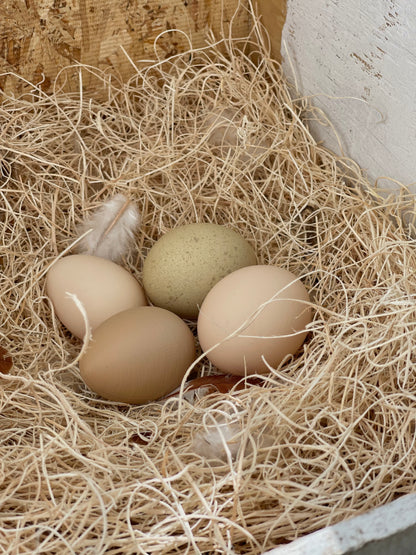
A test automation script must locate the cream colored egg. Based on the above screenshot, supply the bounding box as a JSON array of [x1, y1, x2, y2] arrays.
[[142, 223, 257, 320], [79, 306, 196, 404], [197, 265, 312, 376], [46, 254, 147, 338]]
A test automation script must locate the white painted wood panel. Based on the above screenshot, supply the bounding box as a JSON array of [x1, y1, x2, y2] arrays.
[[263, 492, 416, 555], [281, 0, 416, 199]]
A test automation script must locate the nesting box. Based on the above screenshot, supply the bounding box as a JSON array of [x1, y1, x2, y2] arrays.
[[1, 1, 415, 554]]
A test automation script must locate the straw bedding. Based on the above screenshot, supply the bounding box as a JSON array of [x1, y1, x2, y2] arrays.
[[1, 8, 416, 554]]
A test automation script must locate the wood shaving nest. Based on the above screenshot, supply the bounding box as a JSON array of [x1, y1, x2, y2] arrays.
[[1, 9, 416, 555]]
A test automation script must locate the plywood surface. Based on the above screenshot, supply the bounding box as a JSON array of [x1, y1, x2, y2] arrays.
[[0, 0, 250, 95]]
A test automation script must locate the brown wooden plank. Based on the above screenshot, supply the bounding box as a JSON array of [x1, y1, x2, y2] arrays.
[[255, 0, 287, 61]]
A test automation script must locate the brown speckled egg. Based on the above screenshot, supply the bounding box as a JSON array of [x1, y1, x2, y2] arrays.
[[79, 306, 196, 404], [142, 223, 257, 319]]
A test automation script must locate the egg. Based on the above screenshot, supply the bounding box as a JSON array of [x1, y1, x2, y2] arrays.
[[46, 254, 147, 338], [203, 107, 271, 162], [197, 265, 312, 375], [79, 306, 196, 404], [142, 223, 257, 319]]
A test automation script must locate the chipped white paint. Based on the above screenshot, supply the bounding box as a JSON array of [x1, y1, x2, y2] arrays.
[[263, 492, 416, 554], [281, 0, 416, 198]]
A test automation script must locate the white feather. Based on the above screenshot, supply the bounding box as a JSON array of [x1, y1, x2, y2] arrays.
[[191, 408, 275, 464], [192, 420, 242, 463], [76, 194, 140, 262]]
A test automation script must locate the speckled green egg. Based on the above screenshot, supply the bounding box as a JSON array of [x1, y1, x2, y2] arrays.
[[142, 223, 257, 319]]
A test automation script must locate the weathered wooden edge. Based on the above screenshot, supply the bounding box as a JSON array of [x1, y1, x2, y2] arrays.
[[263, 493, 416, 555]]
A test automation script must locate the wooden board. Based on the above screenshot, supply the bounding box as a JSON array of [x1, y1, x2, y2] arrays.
[[280, 0, 416, 196], [0, 0, 250, 95], [265, 493, 416, 555], [255, 0, 287, 61]]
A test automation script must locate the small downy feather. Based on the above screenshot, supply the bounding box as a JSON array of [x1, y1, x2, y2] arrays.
[[76, 194, 140, 262], [192, 418, 242, 463]]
